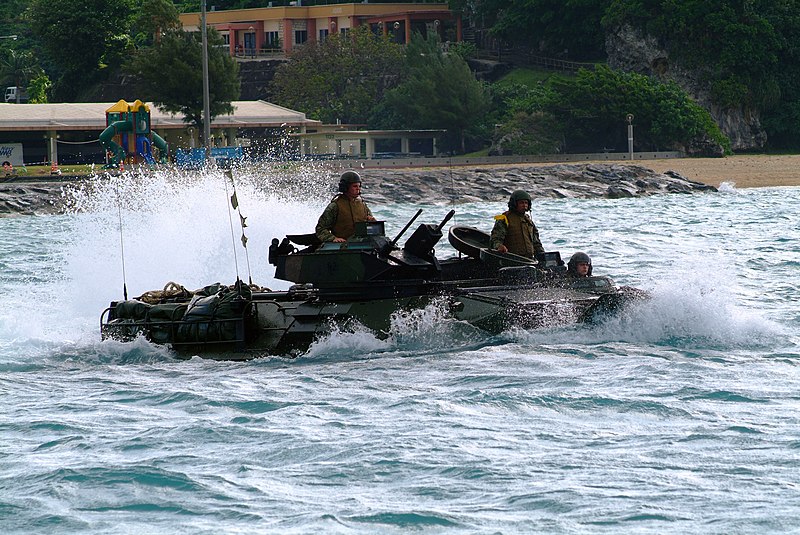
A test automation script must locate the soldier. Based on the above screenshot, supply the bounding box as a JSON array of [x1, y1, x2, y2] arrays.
[[315, 171, 376, 243], [490, 189, 545, 259], [566, 251, 592, 277]]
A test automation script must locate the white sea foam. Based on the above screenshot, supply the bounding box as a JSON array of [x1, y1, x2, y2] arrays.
[[1, 172, 797, 358], [717, 181, 738, 193], [2, 177, 800, 534]]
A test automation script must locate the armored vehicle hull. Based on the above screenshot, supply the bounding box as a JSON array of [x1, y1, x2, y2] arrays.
[[101, 213, 646, 359]]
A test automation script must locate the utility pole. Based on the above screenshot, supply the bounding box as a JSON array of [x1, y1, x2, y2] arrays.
[[626, 113, 634, 161], [201, 0, 212, 158]]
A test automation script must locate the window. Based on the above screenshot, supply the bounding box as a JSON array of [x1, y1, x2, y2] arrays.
[[319, 29, 329, 41], [265, 31, 280, 47], [295, 30, 307, 45]]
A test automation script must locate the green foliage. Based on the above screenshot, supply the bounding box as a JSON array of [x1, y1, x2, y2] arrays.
[[472, 0, 612, 59], [172, 1, 199, 12], [495, 111, 564, 155], [488, 80, 558, 123], [26, 0, 137, 100], [273, 26, 405, 125], [485, 65, 729, 155], [377, 34, 491, 153], [465, 0, 800, 149], [128, 28, 239, 134], [131, 0, 181, 47], [602, 1, 781, 109], [173, 1, 264, 11], [486, 79, 563, 154], [0, 0, 30, 39], [547, 65, 728, 153], [447, 40, 477, 61], [495, 68, 560, 88], [27, 71, 51, 103], [0, 48, 37, 93]]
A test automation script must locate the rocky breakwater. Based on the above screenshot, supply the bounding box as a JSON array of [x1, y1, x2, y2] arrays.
[[364, 163, 716, 204], [0, 163, 715, 217], [0, 180, 73, 217]]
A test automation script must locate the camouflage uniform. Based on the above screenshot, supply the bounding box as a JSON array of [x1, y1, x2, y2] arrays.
[[315, 194, 374, 242], [490, 210, 544, 258]]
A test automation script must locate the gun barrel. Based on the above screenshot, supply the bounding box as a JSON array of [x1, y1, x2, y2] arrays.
[[390, 208, 424, 246], [436, 209, 456, 231]]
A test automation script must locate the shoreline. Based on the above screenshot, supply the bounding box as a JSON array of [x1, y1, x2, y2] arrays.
[[2, 154, 799, 190], [454, 154, 800, 189], [608, 154, 800, 189]]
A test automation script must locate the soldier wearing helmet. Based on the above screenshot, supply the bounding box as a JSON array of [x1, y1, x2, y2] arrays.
[[490, 189, 545, 259], [567, 251, 592, 277], [315, 171, 376, 243]]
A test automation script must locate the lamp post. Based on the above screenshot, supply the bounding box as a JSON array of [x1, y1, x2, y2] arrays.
[[626, 113, 634, 161], [201, 0, 211, 157]]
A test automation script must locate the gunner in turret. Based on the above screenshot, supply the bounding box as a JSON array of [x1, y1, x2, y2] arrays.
[[566, 251, 593, 277], [315, 171, 376, 243], [490, 189, 545, 259]]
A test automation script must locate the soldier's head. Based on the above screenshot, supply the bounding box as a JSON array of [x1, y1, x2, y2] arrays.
[[568, 251, 592, 277], [508, 190, 532, 213], [338, 171, 362, 198]]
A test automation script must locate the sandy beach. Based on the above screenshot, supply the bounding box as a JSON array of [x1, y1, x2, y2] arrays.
[[635, 154, 800, 188]]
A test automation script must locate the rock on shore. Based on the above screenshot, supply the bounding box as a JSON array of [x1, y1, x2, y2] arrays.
[[0, 163, 715, 217], [0, 182, 70, 216], [364, 163, 716, 204]]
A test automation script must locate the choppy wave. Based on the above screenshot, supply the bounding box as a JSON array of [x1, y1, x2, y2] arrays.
[[1, 170, 799, 534]]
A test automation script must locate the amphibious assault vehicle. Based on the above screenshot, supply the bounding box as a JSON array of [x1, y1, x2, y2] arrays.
[[100, 210, 646, 359]]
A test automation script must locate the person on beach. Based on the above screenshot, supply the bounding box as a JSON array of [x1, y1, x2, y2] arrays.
[[490, 189, 545, 259], [315, 171, 376, 243], [566, 251, 592, 277]]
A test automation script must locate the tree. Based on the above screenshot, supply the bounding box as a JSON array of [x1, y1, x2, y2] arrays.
[[461, 0, 612, 60], [128, 28, 240, 140], [378, 35, 490, 153], [548, 66, 729, 155], [487, 82, 564, 154], [27, 71, 52, 103], [272, 26, 405, 125], [0, 48, 37, 102], [0, 0, 30, 41], [26, 0, 137, 100], [131, 0, 181, 46]]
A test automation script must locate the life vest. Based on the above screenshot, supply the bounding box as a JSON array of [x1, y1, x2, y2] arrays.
[[332, 194, 370, 239], [501, 210, 536, 258]]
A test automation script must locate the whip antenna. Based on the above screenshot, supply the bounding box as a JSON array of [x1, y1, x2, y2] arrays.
[[114, 178, 128, 300], [224, 169, 253, 285], [222, 169, 242, 283], [448, 154, 457, 224]]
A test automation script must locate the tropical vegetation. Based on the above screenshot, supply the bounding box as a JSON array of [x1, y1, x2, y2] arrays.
[[2, 0, 800, 154], [272, 26, 405, 125]]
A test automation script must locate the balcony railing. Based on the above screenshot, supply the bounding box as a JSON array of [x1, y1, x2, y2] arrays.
[[233, 47, 286, 59]]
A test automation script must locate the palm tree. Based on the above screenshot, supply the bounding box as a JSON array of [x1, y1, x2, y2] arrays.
[[0, 48, 37, 102]]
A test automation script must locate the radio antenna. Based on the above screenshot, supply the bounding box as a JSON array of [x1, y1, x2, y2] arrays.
[[224, 169, 253, 285], [114, 178, 128, 300]]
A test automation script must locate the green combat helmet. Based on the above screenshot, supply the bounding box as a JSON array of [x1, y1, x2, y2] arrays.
[[338, 171, 362, 193], [508, 189, 532, 210], [568, 251, 593, 276]]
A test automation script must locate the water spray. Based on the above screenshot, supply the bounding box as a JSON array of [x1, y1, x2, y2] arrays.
[[114, 176, 129, 300]]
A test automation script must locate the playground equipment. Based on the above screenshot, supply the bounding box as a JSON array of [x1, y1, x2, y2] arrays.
[[99, 100, 168, 168]]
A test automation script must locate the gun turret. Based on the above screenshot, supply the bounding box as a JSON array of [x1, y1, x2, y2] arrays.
[[403, 210, 456, 260]]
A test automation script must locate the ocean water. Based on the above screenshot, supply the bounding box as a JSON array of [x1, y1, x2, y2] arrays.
[[1, 169, 799, 534]]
